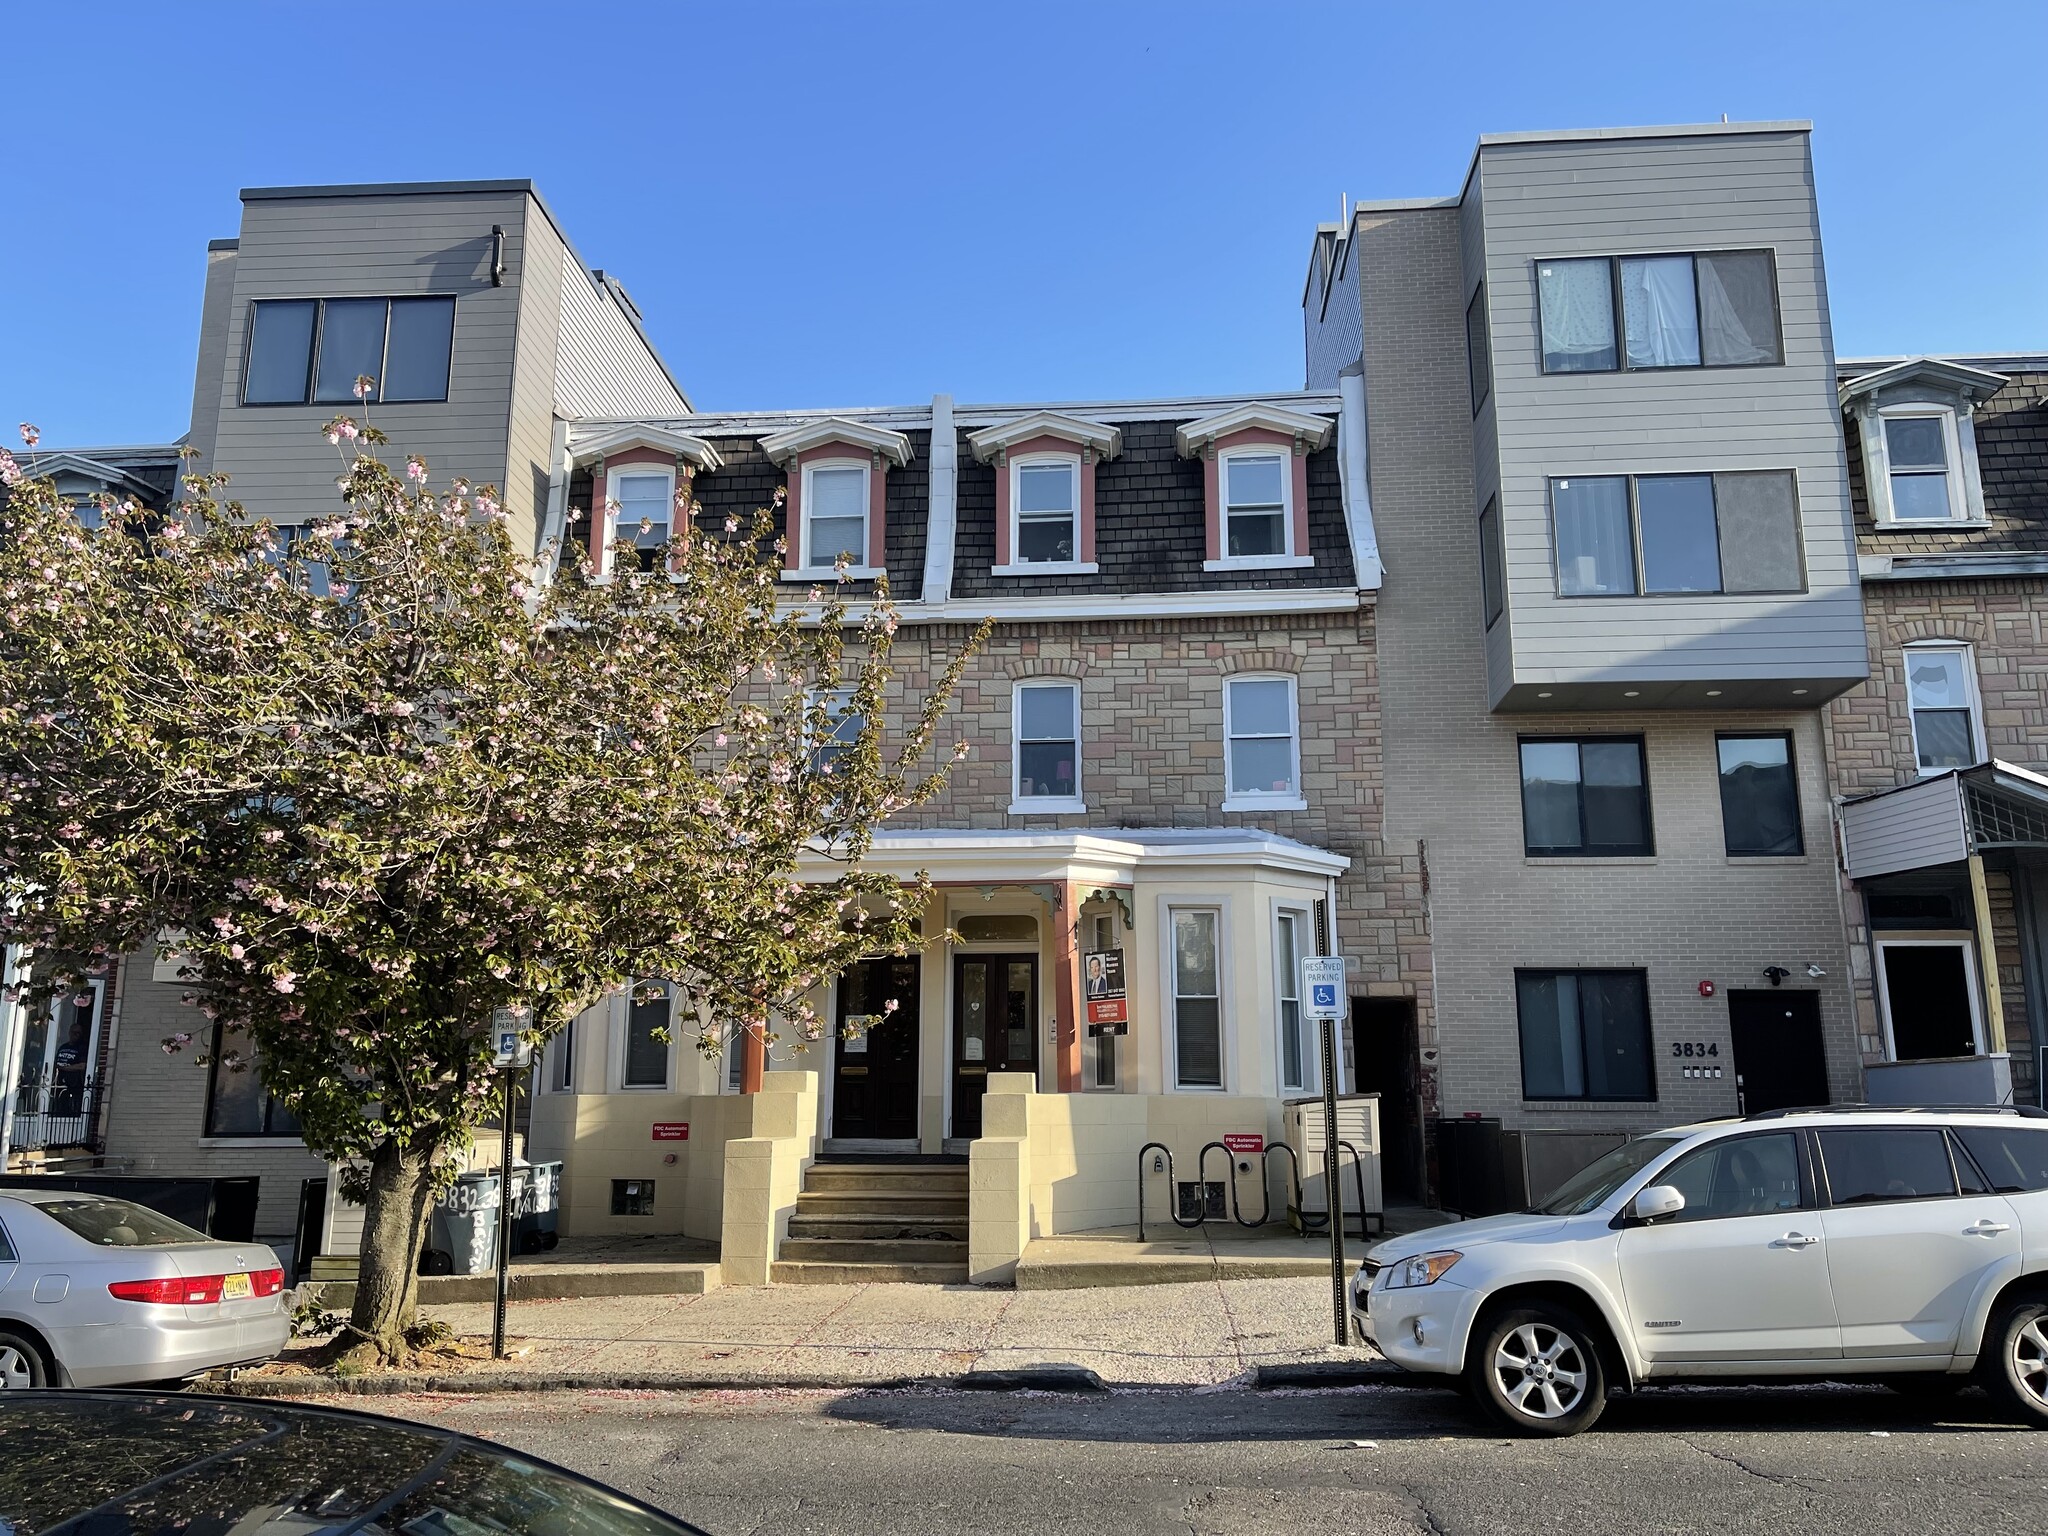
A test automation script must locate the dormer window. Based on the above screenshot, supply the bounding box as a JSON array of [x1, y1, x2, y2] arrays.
[[967, 411, 1120, 576], [1839, 357, 2007, 530], [1013, 456, 1080, 563], [802, 461, 870, 570], [611, 466, 675, 572], [1222, 451, 1289, 558], [1174, 403, 1333, 573], [1880, 410, 1963, 522], [759, 417, 913, 581]]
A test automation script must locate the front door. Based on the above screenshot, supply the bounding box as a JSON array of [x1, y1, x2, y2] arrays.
[[1615, 1129, 1841, 1363], [832, 957, 921, 1141], [1729, 989, 1829, 1115], [953, 954, 1038, 1139]]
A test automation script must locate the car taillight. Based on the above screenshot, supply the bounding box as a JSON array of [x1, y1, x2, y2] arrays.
[[108, 1274, 225, 1305], [251, 1268, 285, 1297]]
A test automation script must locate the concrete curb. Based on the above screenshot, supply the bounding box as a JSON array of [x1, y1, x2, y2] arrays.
[[212, 1371, 931, 1399], [955, 1366, 1108, 1393], [1251, 1362, 1432, 1390]]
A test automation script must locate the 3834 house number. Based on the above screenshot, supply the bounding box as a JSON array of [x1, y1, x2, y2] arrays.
[[1670, 1041, 1720, 1058]]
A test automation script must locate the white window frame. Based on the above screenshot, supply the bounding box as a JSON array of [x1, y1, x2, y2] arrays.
[[1903, 640, 1987, 777], [613, 981, 676, 1092], [1873, 936, 1986, 1061], [1087, 907, 1120, 1092], [1874, 405, 1969, 525], [1222, 674, 1307, 811], [1206, 446, 1313, 572], [807, 685, 863, 777], [1163, 901, 1230, 1092], [599, 463, 677, 576], [1272, 902, 1315, 1093], [1010, 679, 1085, 815], [792, 458, 879, 578], [993, 452, 1098, 576]]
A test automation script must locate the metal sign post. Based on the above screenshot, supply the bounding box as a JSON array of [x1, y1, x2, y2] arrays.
[[489, 1009, 532, 1360], [1302, 948, 1349, 1347]]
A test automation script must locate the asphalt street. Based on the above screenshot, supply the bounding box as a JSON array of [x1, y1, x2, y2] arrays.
[[371, 1378, 2048, 1535]]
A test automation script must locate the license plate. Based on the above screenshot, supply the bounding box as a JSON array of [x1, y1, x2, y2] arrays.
[[222, 1272, 253, 1300]]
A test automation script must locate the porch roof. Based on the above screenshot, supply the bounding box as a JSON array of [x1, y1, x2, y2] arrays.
[[1839, 760, 2048, 879], [803, 827, 1349, 885]]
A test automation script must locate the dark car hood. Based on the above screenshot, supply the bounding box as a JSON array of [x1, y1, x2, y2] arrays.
[[0, 1391, 709, 1536]]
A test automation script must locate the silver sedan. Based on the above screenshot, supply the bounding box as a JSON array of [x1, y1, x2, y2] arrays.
[[0, 1189, 290, 1388]]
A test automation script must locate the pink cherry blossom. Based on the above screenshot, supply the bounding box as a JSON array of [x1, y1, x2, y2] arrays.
[[18, 423, 39, 448]]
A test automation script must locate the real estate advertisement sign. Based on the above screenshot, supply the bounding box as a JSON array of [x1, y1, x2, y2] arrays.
[[1085, 948, 1127, 1034]]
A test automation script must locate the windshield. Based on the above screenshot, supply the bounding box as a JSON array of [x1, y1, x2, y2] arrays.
[[1534, 1136, 1682, 1215], [37, 1198, 212, 1246]]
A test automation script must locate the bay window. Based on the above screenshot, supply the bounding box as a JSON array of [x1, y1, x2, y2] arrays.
[[621, 984, 673, 1089], [1171, 908, 1224, 1090]]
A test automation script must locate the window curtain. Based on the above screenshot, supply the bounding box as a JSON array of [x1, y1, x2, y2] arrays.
[[1538, 260, 1616, 372], [1696, 252, 1778, 365], [1620, 256, 1700, 368], [1517, 973, 1585, 1099]]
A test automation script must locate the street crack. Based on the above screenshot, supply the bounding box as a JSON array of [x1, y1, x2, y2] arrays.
[[1678, 1436, 1819, 1493]]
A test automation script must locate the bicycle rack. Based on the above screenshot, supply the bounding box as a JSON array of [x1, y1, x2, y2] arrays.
[[1138, 1137, 1383, 1241]]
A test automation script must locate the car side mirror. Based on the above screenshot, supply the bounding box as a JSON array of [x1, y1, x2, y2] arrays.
[[1631, 1185, 1686, 1223]]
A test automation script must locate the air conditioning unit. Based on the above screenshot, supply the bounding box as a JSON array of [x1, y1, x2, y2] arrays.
[[1284, 1093, 1383, 1236]]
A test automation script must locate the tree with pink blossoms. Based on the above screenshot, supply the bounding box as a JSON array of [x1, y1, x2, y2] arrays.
[[0, 416, 982, 1364]]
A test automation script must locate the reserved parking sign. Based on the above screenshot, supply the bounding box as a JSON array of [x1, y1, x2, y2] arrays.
[[1302, 956, 1346, 1020]]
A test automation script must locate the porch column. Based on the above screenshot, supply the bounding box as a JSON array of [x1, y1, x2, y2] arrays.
[[1054, 880, 1083, 1092], [739, 1012, 767, 1094], [1968, 853, 2011, 1055]]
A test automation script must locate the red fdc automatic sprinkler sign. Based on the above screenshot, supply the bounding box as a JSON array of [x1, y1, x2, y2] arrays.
[[1222, 1133, 1264, 1155], [651, 1122, 690, 1142]]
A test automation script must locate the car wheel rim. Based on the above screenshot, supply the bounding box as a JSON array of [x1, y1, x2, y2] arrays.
[[2012, 1319, 2048, 1409], [1493, 1322, 1588, 1420], [0, 1347, 31, 1390]]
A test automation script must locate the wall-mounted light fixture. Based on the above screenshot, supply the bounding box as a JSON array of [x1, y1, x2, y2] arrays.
[[490, 224, 506, 287]]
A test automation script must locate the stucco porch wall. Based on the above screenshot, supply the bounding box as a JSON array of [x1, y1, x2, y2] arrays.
[[969, 1073, 1294, 1283], [530, 1087, 761, 1241]]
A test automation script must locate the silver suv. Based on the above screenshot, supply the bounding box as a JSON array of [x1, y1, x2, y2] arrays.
[[1354, 1106, 2048, 1435]]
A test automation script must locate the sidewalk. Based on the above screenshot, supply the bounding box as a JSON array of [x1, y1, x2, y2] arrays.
[[258, 1273, 1381, 1392]]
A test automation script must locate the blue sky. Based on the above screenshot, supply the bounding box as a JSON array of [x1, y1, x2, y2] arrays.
[[5, 0, 2044, 446]]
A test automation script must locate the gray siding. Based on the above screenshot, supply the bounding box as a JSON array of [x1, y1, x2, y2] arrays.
[[553, 263, 689, 421], [1303, 232, 1362, 390], [505, 210, 567, 556], [185, 245, 238, 478], [1476, 131, 1867, 708], [1840, 776, 1969, 879], [206, 188, 530, 527]]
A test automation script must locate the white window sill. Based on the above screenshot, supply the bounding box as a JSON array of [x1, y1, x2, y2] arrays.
[[616, 1083, 676, 1093], [1224, 795, 1308, 812], [1204, 554, 1314, 572], [991, 561, 1099, 576], [781, 565, 883, 583], [1523, 855, 1657, 867], [1873, 519, 1992, 532], [1009, 797, 1087, 816], [1172, 1083, 1229, 1093]]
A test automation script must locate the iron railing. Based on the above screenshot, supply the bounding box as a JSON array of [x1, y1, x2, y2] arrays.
[[11, 1069, 109, 1153]]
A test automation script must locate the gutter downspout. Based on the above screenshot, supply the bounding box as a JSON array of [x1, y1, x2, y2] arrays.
[[921, 394, 957, 606], [0, 945, 27, 1164], [1337, 364, 1383, 592], [536, 419, 571, 586]]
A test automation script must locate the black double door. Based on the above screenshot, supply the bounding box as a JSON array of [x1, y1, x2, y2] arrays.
[[1728, 989, 1829, 1115], [832, 957, 921, 1140], [952, 954, 1038, 1139]]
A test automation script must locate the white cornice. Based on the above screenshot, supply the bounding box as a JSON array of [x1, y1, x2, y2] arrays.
[[965, 411, 1123, 464], [1174, 404, 1336, 457], [759, 417, 914, 469], [566, 424, 724, 472], [1839, 357, 2011, 408], [797, 827, 1349, 885]]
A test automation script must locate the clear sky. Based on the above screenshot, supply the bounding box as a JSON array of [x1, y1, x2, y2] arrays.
[[4, 0, 2043, 446]]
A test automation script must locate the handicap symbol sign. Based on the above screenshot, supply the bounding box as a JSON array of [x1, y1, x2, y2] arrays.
[[1311, 982, 1339, 1009]]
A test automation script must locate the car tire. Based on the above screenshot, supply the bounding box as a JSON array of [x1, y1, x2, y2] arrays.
[[0, 1330, 51, 1391], [1979, 1297, 2048, 1427], [1465, 1303, 1608, 1437]]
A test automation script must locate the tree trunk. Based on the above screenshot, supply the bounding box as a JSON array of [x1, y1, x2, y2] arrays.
[[347, 1139, 437, 1363]]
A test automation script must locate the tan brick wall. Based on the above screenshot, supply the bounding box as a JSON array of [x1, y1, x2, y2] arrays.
[[1826, 579, 2048, 1097], [879, 612, 1418, 1002]]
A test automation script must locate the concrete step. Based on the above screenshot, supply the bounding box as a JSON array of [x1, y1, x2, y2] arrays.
[[776, 1236, 968, 1264], [794, 1191, 968, 1218], [786, 1213, 968, 1242], [771, 1259, 971, 1285], [802, 1164, 966, 1194]]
